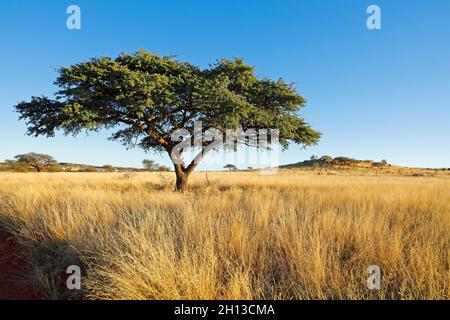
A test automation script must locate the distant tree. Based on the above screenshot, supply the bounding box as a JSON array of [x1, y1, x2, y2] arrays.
[[143, 159, 170, 172], [142, 159, 158, 171], [310, 155, 318, 161], [15, 50, 320, 191], [247, 167, 254, 170], [381, 159, 388, 165], [224, 164, 238, 172], [14, 153, 58, 172]]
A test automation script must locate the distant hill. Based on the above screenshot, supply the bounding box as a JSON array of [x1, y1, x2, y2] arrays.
[[280, 156, 392, 169], [279, 156, 450, 177]]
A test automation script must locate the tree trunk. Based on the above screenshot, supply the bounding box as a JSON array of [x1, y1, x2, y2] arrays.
[[175, 172, 189, 192], [174, 165, 190, 192]]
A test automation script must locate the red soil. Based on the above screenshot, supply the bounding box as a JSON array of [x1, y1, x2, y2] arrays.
[[0, 229, 45, 300]]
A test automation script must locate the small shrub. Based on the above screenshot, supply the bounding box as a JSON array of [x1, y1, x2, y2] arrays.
[[156, 166, 171, 172], [319, 155, 333, 164], [102, 165, 116, 172], [4, 162, 33, 172], [334, 156, 355, 164], [45, 165, 63, 173]]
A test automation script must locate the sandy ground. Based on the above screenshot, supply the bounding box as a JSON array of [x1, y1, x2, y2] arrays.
[[0, 230, 44, 300]]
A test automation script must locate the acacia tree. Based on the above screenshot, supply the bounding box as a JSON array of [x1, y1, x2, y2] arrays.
[[224, 164, 238, 172], [14, 153, 58, 172], [142, 159, 158, 171], [15, 50, 320, 191]]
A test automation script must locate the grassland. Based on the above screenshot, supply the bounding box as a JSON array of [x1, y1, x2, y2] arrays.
[[0, 170, 449, 299]]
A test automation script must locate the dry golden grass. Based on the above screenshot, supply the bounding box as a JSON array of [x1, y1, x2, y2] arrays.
[[0, 171, 449, 299]]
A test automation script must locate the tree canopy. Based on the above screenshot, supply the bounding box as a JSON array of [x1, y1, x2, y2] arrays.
[[15, 50, 320, 190], [224, 164, 238, 171]]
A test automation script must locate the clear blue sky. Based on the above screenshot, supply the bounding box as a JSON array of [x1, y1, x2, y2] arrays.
[[1, 0, 449, 169]]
